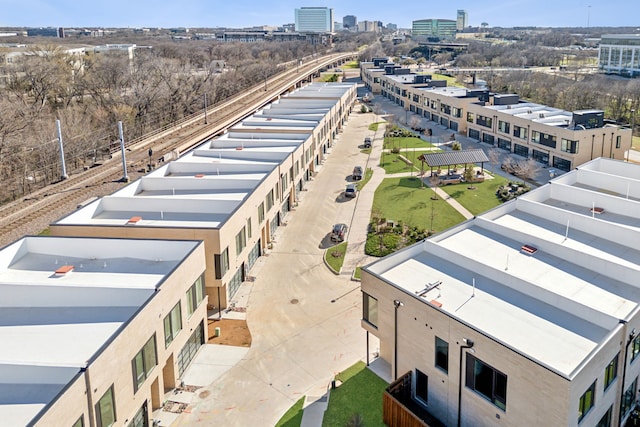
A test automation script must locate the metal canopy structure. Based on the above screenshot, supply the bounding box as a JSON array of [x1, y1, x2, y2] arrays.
[[417, 149, 489, 167]]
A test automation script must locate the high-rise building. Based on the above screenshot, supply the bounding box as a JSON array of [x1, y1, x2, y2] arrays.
[[358, 21, 380, 33], [457, 9, 468, 31], [598, 34, 640, 77], [295, 7, 334, 33], [343, 15, 357, 29], [412, 19, 457, 39]]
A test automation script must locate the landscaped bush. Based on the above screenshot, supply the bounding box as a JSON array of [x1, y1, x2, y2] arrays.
[[496, 182, 531, 201], [365, 222, 428, 257], [385, 124, 415, 138]]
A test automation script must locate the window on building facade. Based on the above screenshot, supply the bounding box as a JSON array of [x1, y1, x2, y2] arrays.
[[362, 292, 378, 328], [266, 189, 274, 211], [186, 274, 206, 316], [415, 369, 428, 405], [616, 135, 621, 149], [431, 100, 437, 110], [561, 138, 579, 154], [214, 248, 229, 280], [513, 125, 528, 140], [258, 203, 265, 224], [452, 107, 462, 118], [435, 337, 448, 373], [467, 112, 474, 123], [604, 354, 618, 391], [72, 416, 84, 427], [532, 131, 557, 148], [596, 406, 612, 427], [578, 381, 596, 422], [235, 226, 247, 256], [465, 354, 507, 410], [633, 336, 640, 362], [96, 386, 116, 427], [132, 335, 157, 392], [164, 302, 182, 348], [126, 403, 148, 427], [476, 115, 493, 128], [440, 104, 451, 115], [498, 120, 510, 134], [621, 377, 637, 419]]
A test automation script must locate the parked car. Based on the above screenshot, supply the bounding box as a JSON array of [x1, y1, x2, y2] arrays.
[[331, 223, 348, 242], [352, 166, 363, 180], [345, 183, 357, 198], [363, 137, 372, 148]]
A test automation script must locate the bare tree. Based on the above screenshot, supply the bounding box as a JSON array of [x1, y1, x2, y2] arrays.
[[516, 158, 542, 182]]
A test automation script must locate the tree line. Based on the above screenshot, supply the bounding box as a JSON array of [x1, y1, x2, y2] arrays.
[[0, 40, 322, 203]]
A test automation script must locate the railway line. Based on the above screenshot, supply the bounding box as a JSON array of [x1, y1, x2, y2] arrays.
[[0, 51, 356, 247]]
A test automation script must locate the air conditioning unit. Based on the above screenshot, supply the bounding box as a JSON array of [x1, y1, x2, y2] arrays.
[[539, 113, 545, 118]]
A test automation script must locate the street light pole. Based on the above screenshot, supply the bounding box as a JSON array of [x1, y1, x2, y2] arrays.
[[629, 109, 635, 162], [204, 93, 208, 124]]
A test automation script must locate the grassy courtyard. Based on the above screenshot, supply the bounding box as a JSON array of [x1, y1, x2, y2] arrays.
[[372, 177, 465, 232], [437, 173, 511, 216]]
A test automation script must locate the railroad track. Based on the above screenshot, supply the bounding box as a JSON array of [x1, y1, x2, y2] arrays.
[[0, 52, 356, 247]]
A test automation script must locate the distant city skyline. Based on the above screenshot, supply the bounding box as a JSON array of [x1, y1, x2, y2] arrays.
[[0, 0, 638, 29]]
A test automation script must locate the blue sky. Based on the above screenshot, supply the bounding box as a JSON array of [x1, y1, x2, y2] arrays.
[[0, 0, 637, 29]]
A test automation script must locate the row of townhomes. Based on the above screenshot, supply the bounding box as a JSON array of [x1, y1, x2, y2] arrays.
[[1, 82, 356, 427], [361, 59, 632, 171], [362, 157, 640, 427]]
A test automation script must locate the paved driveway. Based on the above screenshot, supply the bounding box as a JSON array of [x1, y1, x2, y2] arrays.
[[172, 110, 380, 427]]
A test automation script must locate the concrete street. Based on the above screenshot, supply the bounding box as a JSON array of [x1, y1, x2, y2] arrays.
[[173, 106, 381, 427]]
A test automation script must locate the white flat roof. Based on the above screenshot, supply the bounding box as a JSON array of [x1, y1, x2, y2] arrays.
[[366, 158, 640, 379], [0, 236, 201, 426], [55, 82, 354, 231]]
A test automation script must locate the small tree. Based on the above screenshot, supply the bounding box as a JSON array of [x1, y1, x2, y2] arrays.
[[488, 147, 500, 173], [464, 164, 476, 189], [451, 141, 462, 150], [516, 158, 542, 183]]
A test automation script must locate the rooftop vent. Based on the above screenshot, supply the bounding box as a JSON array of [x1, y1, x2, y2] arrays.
[[521, 244, 537, 254], [416, 280, 442, 297], [539, 113, 545, 118], [195, 174, 205, 178], [127, 216, 142, 224], [55, 265, 74, 276], [527, 110, 533, 114]]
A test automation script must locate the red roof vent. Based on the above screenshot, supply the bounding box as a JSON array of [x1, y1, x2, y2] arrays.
[[590, 207, 604, 214], [195, 174, 205, 178], [429, 300, 443, 308], [235, 146, 243, 150], [521, 244, 537, 254], [55, 265, 74, 276], [127, 216, 142, 224]]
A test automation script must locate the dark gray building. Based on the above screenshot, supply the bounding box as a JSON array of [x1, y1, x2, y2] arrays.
[[343, 15, 357, 29]]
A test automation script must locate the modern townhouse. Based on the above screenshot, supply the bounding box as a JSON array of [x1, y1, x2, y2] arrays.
[[50, 82, 357, 311], [362, 158, 640, 427], [0, 236, 207, 427]]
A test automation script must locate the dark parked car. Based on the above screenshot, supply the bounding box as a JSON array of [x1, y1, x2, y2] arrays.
[[345, 183, 357, 198], [363, 137, 372, 148], [352, 166, 363, 180], [331, 223, 348, 242]]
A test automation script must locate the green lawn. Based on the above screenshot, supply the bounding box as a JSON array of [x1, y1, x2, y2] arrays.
[[369, 122, 382, 131], [438, 173, 510, 216], [343, 60, 360, 69], [322, 362, 387, 427], [325, 242, 347, 273], [380, 149, 441, 175], [633, 136, 640, 150], [372, 177, 465, 232], [384, 136, 433, 150], [353, 266, 362, 280], [275, 396, 305, 427]]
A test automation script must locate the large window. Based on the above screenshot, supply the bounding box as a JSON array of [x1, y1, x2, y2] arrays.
[[362, 293, 378, 328], [247, 218, 252, 239], [532, 130, 557, 148], [561, 138, 579, 154], [266, 189, 275, 211], [604, 354, 618, 391], [632, 336, 640, 362], [467, 112, 474, 123], [621, 377, 637, 419], [132, 335, 157, 392], [415, 369, 428, 405], [127, 402, 148, 427], [435, 337, 448, 373], [597, 406, 612, 427], [513, 125, 528, 140], [214, 248, 229, 280], [452, 107, 462, 118], [164, 302, 182, 348], [96, 386, 116, 427], [468, 129, 480, 140], [498, 120, 510, 134], [72, 416, 84, 427], [186, 274, 206, 316], [258, 202, 265, 224], [476, 115, 493, 128], [465, 354, 507, 410], [235, 226, 247, 256], [578, 381, 596, 422]]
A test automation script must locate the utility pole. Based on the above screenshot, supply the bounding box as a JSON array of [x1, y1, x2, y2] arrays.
[[118, 121, 129, 182], [55, 119, 68, 180]]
